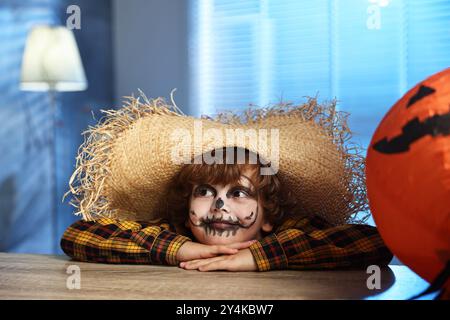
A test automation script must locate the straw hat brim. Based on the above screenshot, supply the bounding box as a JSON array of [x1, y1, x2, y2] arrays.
[[66, 93, 369, 226]]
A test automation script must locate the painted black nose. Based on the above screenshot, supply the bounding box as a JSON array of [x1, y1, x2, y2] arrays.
[[215, 197, 224, 209]]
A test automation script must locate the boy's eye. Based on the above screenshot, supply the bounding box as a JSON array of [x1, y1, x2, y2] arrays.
[[230, 189, 249, 198], [193, 185, 215, 197]]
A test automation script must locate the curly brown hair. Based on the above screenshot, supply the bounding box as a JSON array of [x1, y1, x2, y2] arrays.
[[167, 147, 297, 233]]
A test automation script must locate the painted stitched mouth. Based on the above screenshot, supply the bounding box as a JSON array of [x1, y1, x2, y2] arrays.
[[203, 222, 240, 237], [203, 214, 240, 225], [201, 216, 241, 236], [189, 208, 259, 237], [208, 221, 239, 229]]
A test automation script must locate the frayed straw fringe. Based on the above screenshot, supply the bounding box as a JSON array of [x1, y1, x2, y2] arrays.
[[204, 97, 369, 224], [63, 90, 185, 221], [64, 91, 369, 224]]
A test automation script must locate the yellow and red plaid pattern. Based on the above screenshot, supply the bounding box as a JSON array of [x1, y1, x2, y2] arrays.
[[249, 215, 392, 271], [61, 218, 191, 265], [61, 215, 392, 270]]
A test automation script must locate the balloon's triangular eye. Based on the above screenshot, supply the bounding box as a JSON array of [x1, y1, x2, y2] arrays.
[[407, 85, 436, 108]]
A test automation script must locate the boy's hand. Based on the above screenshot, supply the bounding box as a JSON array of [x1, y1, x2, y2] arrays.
[[176, 240, 257, 262], [179, 248, 257, 272]]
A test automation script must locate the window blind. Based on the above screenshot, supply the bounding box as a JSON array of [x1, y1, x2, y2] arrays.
[[189, 0, 450, 148]]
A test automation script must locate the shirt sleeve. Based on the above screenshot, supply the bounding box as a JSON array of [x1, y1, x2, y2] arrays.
[[60, 218, 192, 265], [248, 215, 393, 271]]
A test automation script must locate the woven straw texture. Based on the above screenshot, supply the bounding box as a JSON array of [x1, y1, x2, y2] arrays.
[[66, 93, 369, 226]]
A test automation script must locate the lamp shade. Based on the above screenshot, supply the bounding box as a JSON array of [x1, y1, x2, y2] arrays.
[[20, 25, 87, 92]]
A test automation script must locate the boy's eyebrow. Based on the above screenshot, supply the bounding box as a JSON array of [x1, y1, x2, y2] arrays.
[[193, 183, 216, 190], [228, 183, 257, 198], [228, 185, 255, 195]]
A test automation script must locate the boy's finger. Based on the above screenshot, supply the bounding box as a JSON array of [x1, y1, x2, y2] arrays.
[[214, 246, 238, 255], [180, 259, 203, 267], [226, 240, 257, 250], [198, 260, 229, 272], [183, 256, 223, 270]]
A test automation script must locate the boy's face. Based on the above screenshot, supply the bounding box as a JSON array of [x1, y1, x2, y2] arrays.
[[186, 169, 273, 245]]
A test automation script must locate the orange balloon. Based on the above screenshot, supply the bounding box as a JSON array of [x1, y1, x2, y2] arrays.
[[366, 68, 450, 293]]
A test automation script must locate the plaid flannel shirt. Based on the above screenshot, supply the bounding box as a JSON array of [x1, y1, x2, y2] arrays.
[[60, 214, 393, 271]]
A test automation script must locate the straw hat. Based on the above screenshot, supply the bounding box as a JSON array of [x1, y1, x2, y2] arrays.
[[66, 93, 368, 226]]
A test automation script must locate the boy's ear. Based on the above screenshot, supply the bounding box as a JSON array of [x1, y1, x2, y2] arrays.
[[261, 220, 273, 233]]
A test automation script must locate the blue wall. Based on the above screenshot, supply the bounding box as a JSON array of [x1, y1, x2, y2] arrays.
[[0, 0, 113, 254]]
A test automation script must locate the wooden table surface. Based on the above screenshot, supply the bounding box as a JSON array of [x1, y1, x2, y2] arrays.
[[0, 252, 432, 300]]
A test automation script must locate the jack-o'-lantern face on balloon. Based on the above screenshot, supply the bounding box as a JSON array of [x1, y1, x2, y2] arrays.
[[366, 68, 450, 290]]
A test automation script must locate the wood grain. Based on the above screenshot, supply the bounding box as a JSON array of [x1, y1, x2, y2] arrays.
[[0, 252, 429, 300]]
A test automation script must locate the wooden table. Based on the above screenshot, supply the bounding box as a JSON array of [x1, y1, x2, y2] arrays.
[[0, 252, 432, 300]]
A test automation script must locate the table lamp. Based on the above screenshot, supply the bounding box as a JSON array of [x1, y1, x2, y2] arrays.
[[20, 25, 88, 253]]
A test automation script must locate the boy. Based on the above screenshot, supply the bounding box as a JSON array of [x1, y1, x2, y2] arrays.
[[61, 145, 392, 272]]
